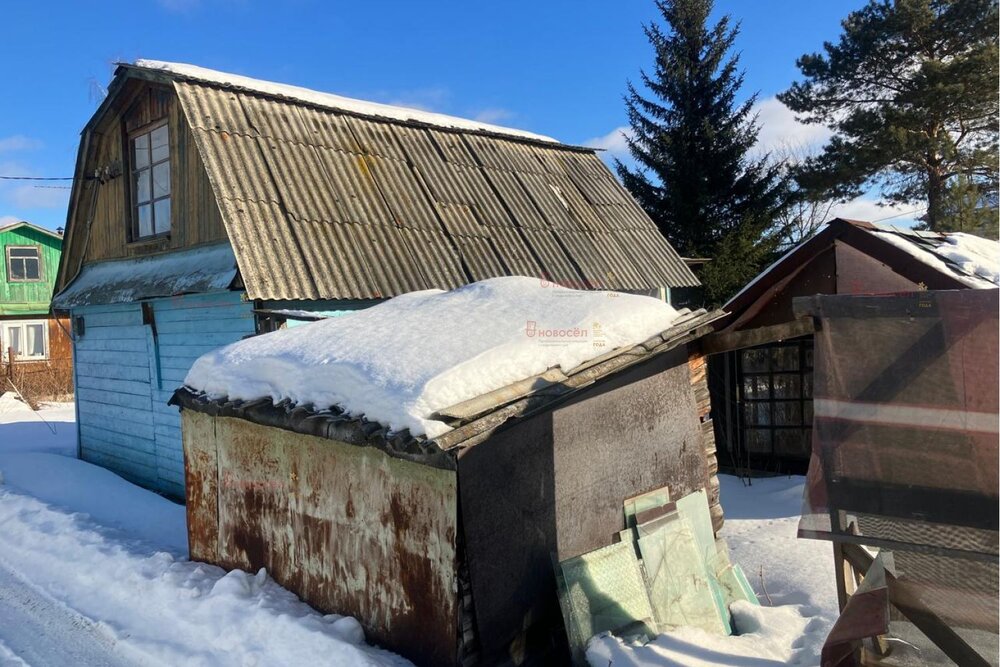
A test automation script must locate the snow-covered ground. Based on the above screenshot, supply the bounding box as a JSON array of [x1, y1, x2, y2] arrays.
[[0, 394, 836, 666], [0, 395, 410, 667]]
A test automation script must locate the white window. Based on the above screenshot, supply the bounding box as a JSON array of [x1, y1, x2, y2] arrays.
[[2, 320, 48, 361], [130, 122, 171, 239]]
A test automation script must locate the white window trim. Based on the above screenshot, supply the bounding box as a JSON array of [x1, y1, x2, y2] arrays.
[[1, 319, 49, 361]]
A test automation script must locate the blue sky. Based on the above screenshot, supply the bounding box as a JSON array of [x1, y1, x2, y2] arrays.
[[0, 0, 912, 231]]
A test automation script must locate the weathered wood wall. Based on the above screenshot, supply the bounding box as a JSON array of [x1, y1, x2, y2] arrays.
[[59, 79, 228, 292], [73, 291, 254, 496], [457, 345, 715, 664], [688, 349, 724, 534], [182, 411, 459, 667]]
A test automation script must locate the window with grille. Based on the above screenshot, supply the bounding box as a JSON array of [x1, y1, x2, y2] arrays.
[[738, 339, 814, 459], [6, 246, 41, 282], [129, 122, 171, 239]]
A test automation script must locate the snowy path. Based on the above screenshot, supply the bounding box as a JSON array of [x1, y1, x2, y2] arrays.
[[0, 397, 409, 667], [0, 563, 138, 667]]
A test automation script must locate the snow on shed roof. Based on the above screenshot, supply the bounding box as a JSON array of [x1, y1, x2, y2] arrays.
[[130, 60, 558, 144], [182, 277, 709, 441], [53, 243, 238, 309], [871, 225, 999, 289], [724, 219, 999, 313]]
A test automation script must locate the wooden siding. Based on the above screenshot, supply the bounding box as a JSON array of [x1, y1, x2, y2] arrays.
[[59, 78, 228, 292], [73, 291, 254, 496], [0, 225, 62, 314]]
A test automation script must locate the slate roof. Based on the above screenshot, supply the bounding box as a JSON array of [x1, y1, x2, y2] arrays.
[[119, 61, 699, 301]]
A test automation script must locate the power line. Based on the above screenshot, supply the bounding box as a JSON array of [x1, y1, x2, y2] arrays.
[[871, 207, 927, 222], [0, 175, 76, 181]]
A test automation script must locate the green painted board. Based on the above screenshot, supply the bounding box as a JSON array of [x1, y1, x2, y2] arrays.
[[0, 222, 62, 316], [637, 513, 729, 635], [623, 485, 671, 528], [558, 541, 657, 660], [675, 489, 716, 564]]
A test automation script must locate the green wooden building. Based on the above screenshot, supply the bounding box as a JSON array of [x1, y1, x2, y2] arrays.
[[0, 221, 72, 392]]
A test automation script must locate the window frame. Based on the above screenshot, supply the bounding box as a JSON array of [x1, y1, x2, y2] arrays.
[[5, 245, 43, 283], [737, 338, 813, 459], [1, 319, 49, 361], [127, 119, 172, 242]]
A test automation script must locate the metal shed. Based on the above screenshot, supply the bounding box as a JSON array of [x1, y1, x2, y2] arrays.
[[170, 308, 724, 666]]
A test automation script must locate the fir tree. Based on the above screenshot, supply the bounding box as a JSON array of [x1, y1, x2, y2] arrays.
[[617, 0, 788, 304]]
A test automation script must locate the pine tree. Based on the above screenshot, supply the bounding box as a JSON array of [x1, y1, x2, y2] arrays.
[[779, 0, 999, 233], [617, 0, 788, 304]]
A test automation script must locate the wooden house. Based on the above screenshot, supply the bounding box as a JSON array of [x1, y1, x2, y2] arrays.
[[0, 221, 72, 399], [702, 217, 999, 474], [52, 60, 700, 498]]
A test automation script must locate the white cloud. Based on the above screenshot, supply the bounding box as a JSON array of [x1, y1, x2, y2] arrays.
[[0, 136, 42, 152], [752, 97, 832, 155], [829, 197, 924, 226], [584, 125, 634, 167], [473, 108, 515, 124], [9, 185, 70, 210], [0, 215, 21, 227]]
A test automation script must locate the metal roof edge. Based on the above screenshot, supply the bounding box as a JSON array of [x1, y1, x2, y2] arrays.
[[169, 388, 456, 470], [0, 221, 64, 242]]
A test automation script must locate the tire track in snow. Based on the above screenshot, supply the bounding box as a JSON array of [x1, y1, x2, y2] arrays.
[[0, 562, 138, 667]]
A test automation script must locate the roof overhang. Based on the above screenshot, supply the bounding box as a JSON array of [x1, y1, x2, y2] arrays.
[[52, 242, 239, 310]]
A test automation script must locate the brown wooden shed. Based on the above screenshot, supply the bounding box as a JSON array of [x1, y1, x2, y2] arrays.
[[701, 218, 999, 474], [171, 308, 724, 666]]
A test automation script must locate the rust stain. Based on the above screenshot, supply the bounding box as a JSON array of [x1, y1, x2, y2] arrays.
[[187, 415, 459, 666]]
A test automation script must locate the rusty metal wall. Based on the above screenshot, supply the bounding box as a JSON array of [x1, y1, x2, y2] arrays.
[[182, 411, 459, 666], [456, 345, 712, 663]]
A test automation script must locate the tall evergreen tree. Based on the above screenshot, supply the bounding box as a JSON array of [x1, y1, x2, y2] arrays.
[[779, 0, 999, 234], [617, 0, 788, 304]]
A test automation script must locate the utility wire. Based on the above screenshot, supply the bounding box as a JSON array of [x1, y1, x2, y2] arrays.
[[872, 207, 927, 222], [0, 175, 76, 181]]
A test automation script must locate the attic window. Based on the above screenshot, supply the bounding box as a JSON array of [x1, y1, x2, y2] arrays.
[[6, 246, 41, 282], [130, 122, 171, 239]]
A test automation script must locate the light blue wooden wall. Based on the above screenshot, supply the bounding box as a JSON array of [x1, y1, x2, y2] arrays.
[[73, 291, 254, 497]]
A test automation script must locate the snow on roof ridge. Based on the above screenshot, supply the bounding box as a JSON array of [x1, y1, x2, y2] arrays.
[[130, 59, 559, 144]]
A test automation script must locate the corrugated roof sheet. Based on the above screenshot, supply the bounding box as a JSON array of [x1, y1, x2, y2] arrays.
[[165, 75, 698, 301]]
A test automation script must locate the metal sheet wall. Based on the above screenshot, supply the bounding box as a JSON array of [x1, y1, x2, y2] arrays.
[[182, 412, 459, 666]]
